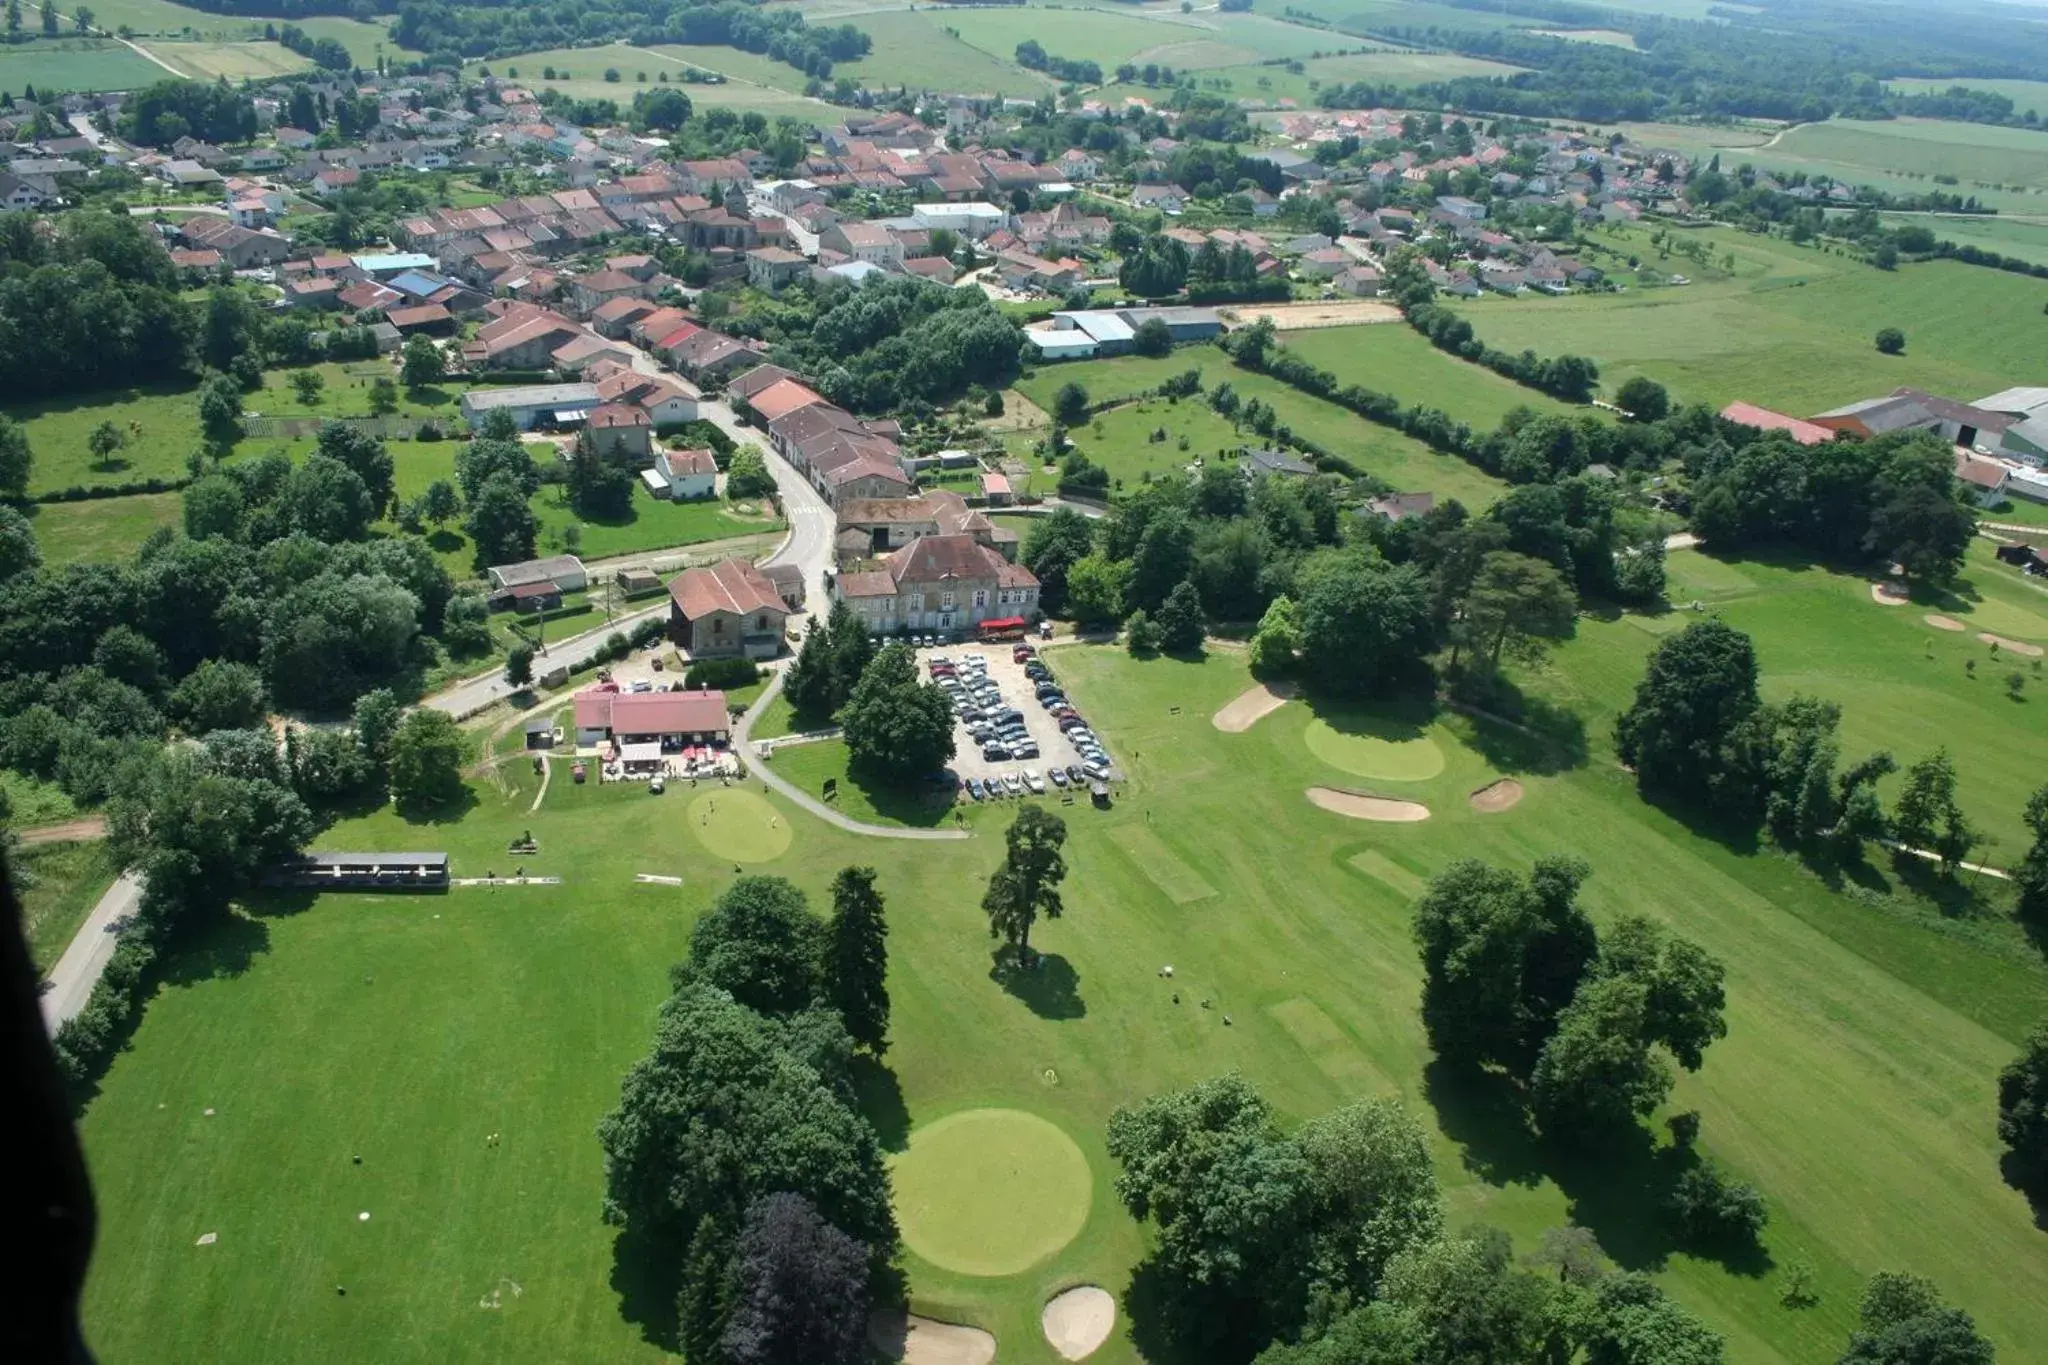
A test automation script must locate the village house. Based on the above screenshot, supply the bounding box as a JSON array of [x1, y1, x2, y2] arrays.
[[648, 446, 718, 501], [583, 403, 655, 463], [669, 558, 787, 658], [834, 535, 1040, 635], [573, 688, 730, 749]]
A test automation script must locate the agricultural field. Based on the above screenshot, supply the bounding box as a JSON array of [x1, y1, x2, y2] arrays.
[[5, 381, 208, 496], [1711, 119, 2048, 214], [1166, 49, 1525, 106], [1013, 349, 1509, 507], [72, 578, 2048, 1362], [143, 39, 313, 81], [1281, 0, 1548, 37], [834, 12, 1054, 97], [466, 45, 829, 121], [1451, 225, 2048, 413], [0, 37, 169, 94], [1277, 322, 1580, 430], [1887, 76, 2048, 120], [1876, 211, 2048, 266]]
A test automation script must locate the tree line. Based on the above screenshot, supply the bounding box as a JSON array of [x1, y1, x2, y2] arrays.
[[1014, 40, 1101, 86], [597, 868, 894, 1364], [785, 608, 954, 783]]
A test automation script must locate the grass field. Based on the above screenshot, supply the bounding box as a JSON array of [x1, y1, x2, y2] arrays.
[[1275, 323, 1579, 430], [72, 575, 2048, 1362], [0, 36, 168, 93], [143, 39, 312, 80], [1015, 349, 1512, 507], [836, 12, 1054, 96], [1450, 224, 2048, 413], [467, 44, 829, 121], [1159, 49, 1524, 105], [1534, 27, 1639, 47], [28, 493, 184, 566], [18, 840, 122, 974], [1887, 76, 2048, 120], [1698, 119, 2048, 214], [1878, 210, 2048, 266], [1, 769, 79, 827]]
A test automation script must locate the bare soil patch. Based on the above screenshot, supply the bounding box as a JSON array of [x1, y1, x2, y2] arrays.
[[1871, 581, 1909, 605], [1469, 778, 1525, 813], [16, 816, 108, 845], [1042, 1286, 1117, 1360], [1305, 787, 1431, 822], [1222, 300, 1402, 331], [1925, 614, 1967, 631], [871, 1310, 997, 1365], [1212, 680, 1297, 733], [1980, 631, 2046, 657]]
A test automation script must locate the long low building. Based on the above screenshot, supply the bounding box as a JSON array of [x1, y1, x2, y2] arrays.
[[460, 382, 601, 431], [265, 852, 449, 891], [573, 688, 731, 747]]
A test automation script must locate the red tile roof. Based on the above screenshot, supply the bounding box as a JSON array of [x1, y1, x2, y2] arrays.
[[670, 558, 785, 621], [575, 688, 729, 735], [1719, 402, 1834, 446], [748, 378, 827, 423]]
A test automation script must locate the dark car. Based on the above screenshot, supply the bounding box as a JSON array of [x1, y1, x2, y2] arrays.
[[1065, 763, 1085, 785], [983, 742, 1012, 761]]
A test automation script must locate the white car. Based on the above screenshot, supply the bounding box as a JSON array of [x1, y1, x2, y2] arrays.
[[1024, 769, 1047, 794], [1002, 773, 1025, 795]]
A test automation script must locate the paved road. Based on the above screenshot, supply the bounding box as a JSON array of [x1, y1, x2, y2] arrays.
[[700, 399, 837, 629], [40, 871, 144, 1037], [425, 599, 676, 719], [734, 668, 970, 841]]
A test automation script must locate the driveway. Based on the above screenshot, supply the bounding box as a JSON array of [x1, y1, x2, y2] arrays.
[[425, 602, 675, 719], [40, 870, 143, 1037]]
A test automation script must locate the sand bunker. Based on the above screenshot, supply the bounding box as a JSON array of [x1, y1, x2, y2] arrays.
[[1042, 1286, 1117, 1361], [1925, 614, 1966, 632], [1470, 778, 1525, 813], [1212, 681, 1297, 733], [1980, 632, 2046, 657], [870, 1311, 996, 1365], [1871, 582, 1908, 605], [1306, 787, 1430, 822]]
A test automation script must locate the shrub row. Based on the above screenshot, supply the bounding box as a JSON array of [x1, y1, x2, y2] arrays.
[[33, 475, 194, 505]]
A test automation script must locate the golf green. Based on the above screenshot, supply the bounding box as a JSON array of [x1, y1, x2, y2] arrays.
[[1303, 718, 1446, 781], [687, 787, 792, 863], [890, 1109, 1093, 1277]]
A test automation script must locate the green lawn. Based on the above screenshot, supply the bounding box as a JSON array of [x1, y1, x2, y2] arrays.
[[1451, 227, 2048, 414], [0, 35, 169, 91], [1015, 349, 1510, 507], [837, 12, 1054, 96], [18, 840, 123, 975], [1276, 323, 1579, 430], [28, 493, 183, 567], [72, 586, 2048, 1363], [6, 382, 206, 496], [467, 44, 830, 120], [1150, 49, 1524, 106], [765, 738, 958, 829]]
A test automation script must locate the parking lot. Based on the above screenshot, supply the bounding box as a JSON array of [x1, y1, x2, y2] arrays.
[[916, 643, 1118, 802]]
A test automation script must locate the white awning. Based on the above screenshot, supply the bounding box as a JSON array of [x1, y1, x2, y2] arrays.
[[553, 408, 590, 423], [619, 742, 664, 765]]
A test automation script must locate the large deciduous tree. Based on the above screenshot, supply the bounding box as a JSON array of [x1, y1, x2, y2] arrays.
[[839, 643, 952, 781], [1840, 1273, 1993, 1365], [315, 422, 396, 519], [464, 472, 539, 571], [688, 875, 826, 1017], [386, 708, 464, 813], [982, 804, 1068, 959], [2017, 784, 2048, 942], [719, 1192, 872, 1365], [1452, 550, 1575, 669], [1997, 1020, 2048, 1198], [1296, 553, 1434, 698], [1613, 619, 1762, 809]]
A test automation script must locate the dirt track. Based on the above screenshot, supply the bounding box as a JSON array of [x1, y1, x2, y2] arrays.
[[17, 817, 108, 845], [1222, 300, 1402, 331]]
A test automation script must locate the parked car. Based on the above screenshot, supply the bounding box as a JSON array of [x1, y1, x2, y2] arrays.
[[983, 742, 1011, 761], [1013, 644, 1036, 662], [1024, 769, 1047, 794], [967, 778, 985, 801], [1002, 773, 1025, 795], [1049, 767, 1069, 788], [1066, 763, 1085, 785], [1082, 762, 1108, 782], [1016, 743, 1041, 761]]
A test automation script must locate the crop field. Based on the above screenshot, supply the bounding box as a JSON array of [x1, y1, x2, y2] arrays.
[[833, 13, 1054, 97], [0, 37, 169, 93], [1173, 49, 1525, 105], [143, 39, 313, 81], [1450, 225, 2048, 414], [467, 45, 830, 121], [72, 583, 2048, 1363], [1886, 76, 2048, 119], [1703, 119, 2048, 214], [1284, 0, 1548, 36], [912, 5, 1219, 70], [1014, 349, 1510, 507]]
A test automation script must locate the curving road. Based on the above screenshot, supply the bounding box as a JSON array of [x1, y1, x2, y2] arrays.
[[734, 666, 970, 841], [40, 871, 144, 1037]]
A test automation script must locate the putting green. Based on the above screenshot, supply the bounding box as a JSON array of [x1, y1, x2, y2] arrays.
[[890, 1109, 1092, 1277], [1303, 718, 1445, 781], [1962, 596, 2048, 640], [686, 787, 791, 863]]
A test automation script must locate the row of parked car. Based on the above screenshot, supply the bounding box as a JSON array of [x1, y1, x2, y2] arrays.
[[1022, 652, 1113, 775], [963, 763, 1101, 803], [929, 653, 1043, 761]]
